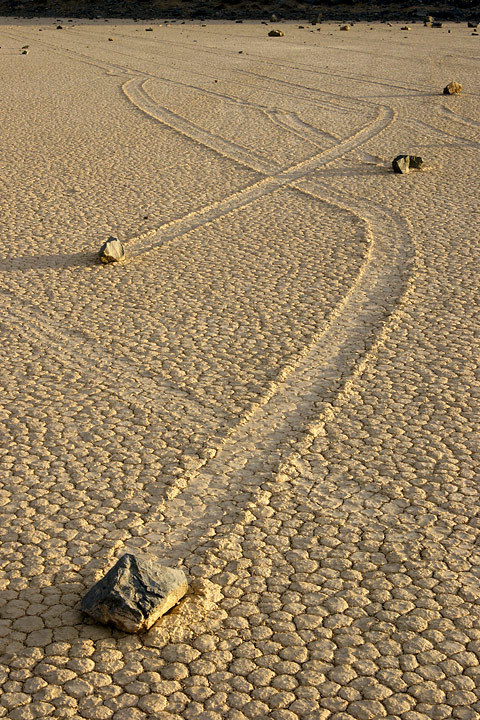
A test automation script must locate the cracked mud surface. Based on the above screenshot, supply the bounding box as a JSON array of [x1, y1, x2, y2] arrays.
[[0, 18, 479, 720]]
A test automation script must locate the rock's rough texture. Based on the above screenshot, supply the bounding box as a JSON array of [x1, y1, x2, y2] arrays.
[[392, 155, 423, 173], [443, 80, 462, 95], [81, 553, 188, 632], [99, 236, 126, 263], [408, 155, 424, 169], [392, 155, 410, 174], [268, 28, 284, 37]]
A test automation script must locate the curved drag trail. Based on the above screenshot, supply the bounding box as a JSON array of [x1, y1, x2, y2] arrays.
[[2, 27, 414, 567], [140, 187, 415, 564], [122, 74, 395, 257]]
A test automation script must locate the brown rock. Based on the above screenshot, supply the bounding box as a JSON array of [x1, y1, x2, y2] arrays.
[[443, 81, 462, 95]]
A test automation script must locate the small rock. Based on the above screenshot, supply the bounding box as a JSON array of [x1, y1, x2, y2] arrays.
[[99, 236, 126, 264], [425, 15, 435, 23], [22, 44, 29, 48], [443, 80, 462, 94], [21, 49, 28, 54], [340, 25, 351, 31], [270, 14, 278, 22], [392, 155, 410, 174], [108, 37, 113, 41], [432, 22, 443, 28], [392, 155, 424, 173], [268, 29, 284, 37], [424, 22, 433, 27], [145, 27, 153, 31], [56, 25, 63, 29], [401, 26, 411, 31], [467, 21, 478, 28], [81, 553, 188, 632]]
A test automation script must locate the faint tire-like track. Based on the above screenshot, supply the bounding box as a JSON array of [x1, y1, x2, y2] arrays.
[[440, 103, 480, 130], [5, 26, 341, 159], [0, 291, 209, 425]]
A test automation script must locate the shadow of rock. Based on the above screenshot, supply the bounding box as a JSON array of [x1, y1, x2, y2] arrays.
[[0, 251, 100, 272]]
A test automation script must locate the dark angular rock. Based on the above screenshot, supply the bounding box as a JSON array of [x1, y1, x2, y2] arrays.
[[392, 155, 423, 173], [392, 155, 410, 174], [81, 553, 188, 632], [99, 236, 125, 264], [268, 28, 284, 37]]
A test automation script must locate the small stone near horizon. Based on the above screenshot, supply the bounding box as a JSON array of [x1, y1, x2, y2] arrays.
[[443, 80, 462, 95], [268, 29, 284, 37], [81, 553, 188, 632], [340, 25, 351, 31], [99, 237, 125, 264]]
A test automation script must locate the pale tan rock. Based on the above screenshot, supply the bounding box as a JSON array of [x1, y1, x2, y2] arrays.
[[443, 81, 462, 95]]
